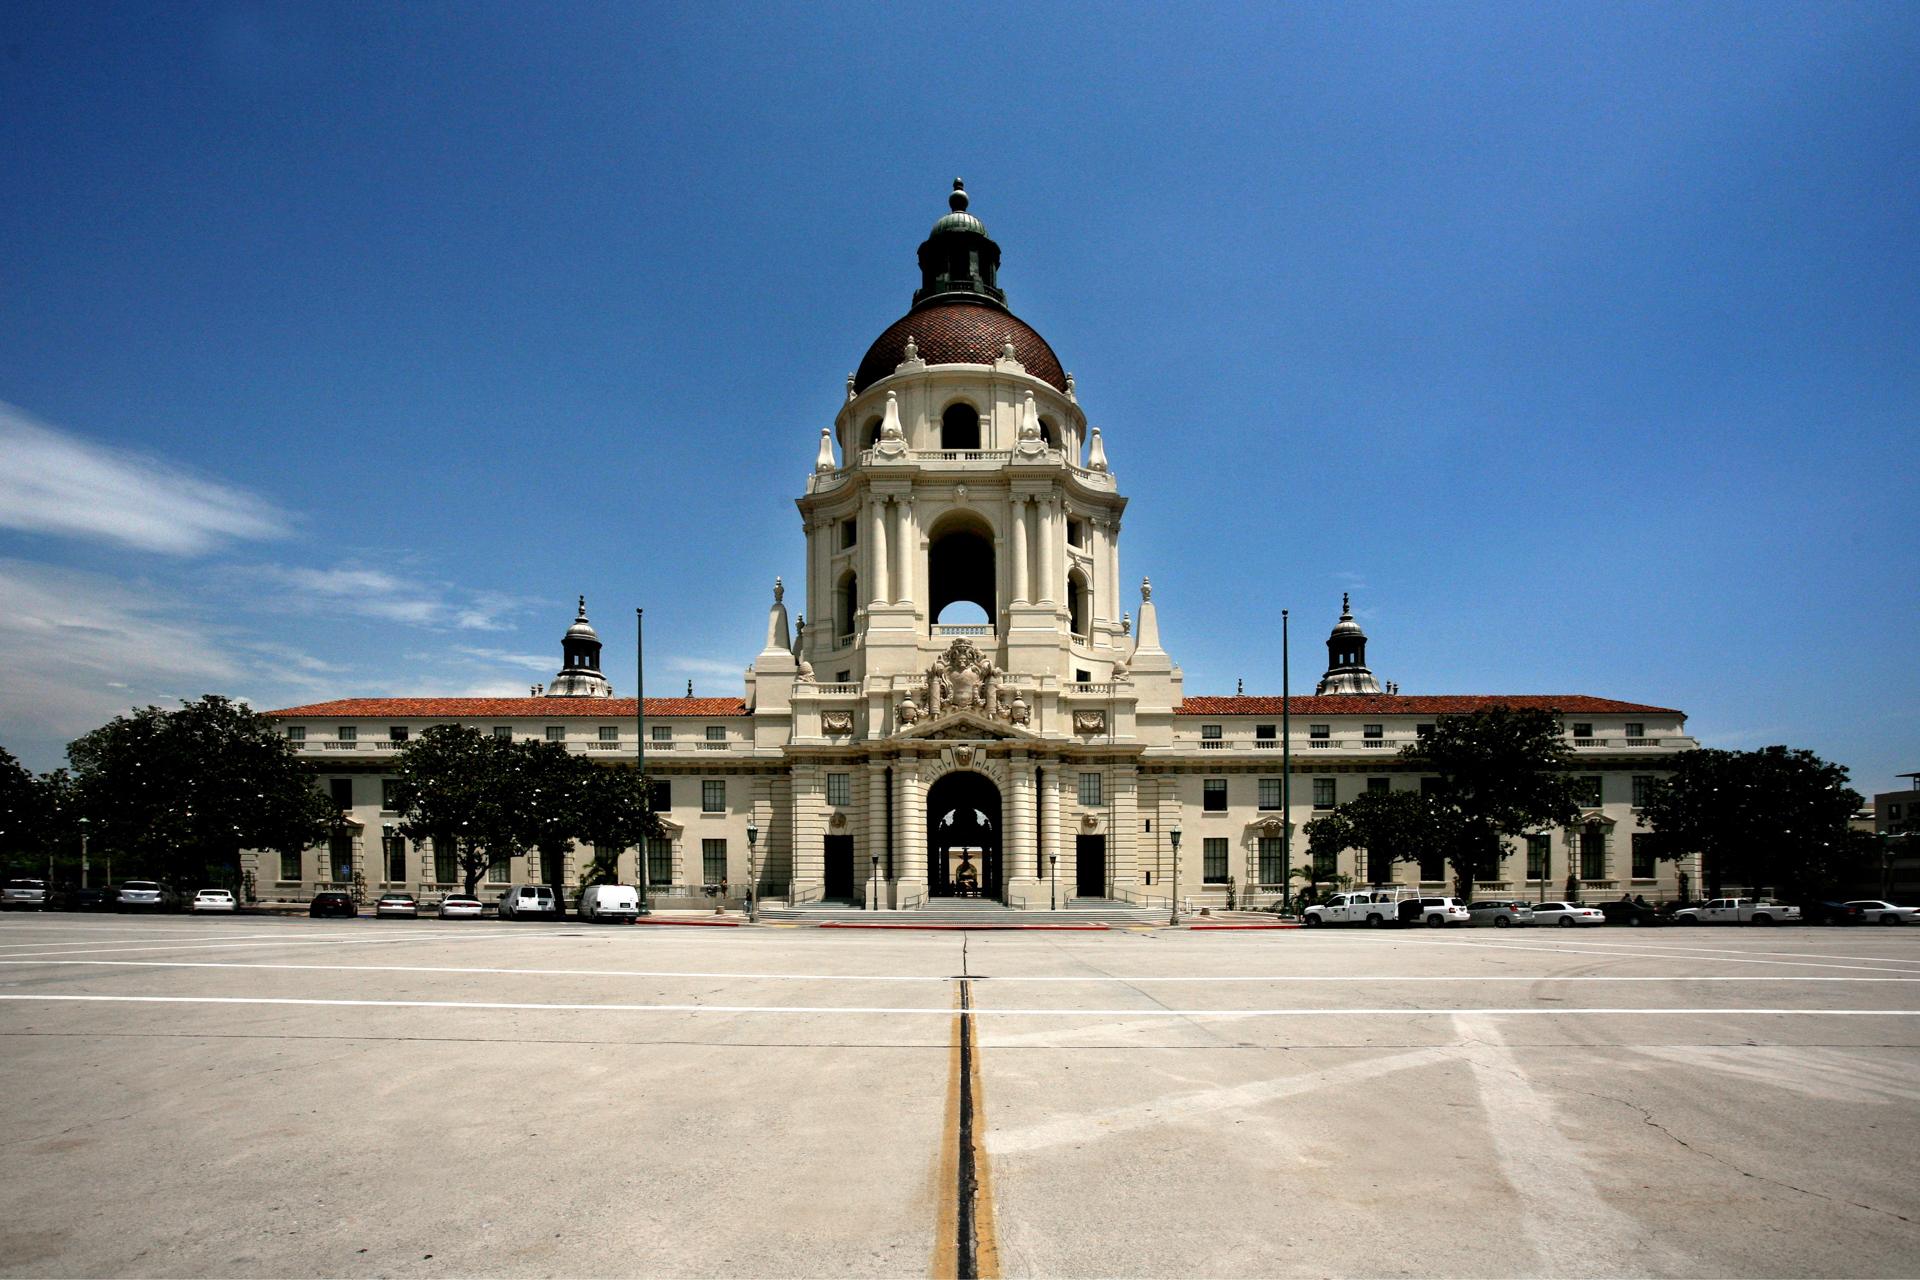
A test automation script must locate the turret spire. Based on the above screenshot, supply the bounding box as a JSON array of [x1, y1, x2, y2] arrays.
[[913, 179, 1007, 311], [1315, 594, 1382, 695], [547, 596, 613, 698]]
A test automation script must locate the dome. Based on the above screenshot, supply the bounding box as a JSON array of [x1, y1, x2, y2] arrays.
[[854, 301, 1068, 395], [564, 595, 600, 641]]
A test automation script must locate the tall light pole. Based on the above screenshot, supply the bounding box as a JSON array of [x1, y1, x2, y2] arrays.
[[79, 817, 89, 890], [746, 821, 760, 924], [870, 856, 879, 911], [1049, 853, 1058, 911], [1281, 609, 1292, 914], [635, 607, 650, 918], [1168, 825, 1182, 925]]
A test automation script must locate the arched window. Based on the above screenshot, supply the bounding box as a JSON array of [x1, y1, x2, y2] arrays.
[[1038, 417, 1058, 449], [941, 402, 980, 450], [928, 512, 995, 632], [1067, 570, 1089, 638], [837, 571, 859, 643], [865, 418, 883, 449]]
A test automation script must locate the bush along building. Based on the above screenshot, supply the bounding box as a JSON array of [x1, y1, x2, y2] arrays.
[[263, 183, 1698, 910]]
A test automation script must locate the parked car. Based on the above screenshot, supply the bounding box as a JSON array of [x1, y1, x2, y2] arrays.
[[2, 878, 49, 910], [1843, 900, 1920, 926], [1805, 900, 1865, 926], [374, 893, 418, 919], [52, 886, 114, 912], [499, 884, 559, 920], [578, 883, 641, 923], [116, 881, 179, 911], [308, 890, 357, 918], [438, 893, 483, 919], [1301, 889, 1412, 927], [1397, 896, 1471, 927], [1532, 901, 1606, 927], [189, 889, 237, 913], [1467, 900, 1535, 928], [1673, 897, 1801, 925], [1597, 899, 1667, 927]]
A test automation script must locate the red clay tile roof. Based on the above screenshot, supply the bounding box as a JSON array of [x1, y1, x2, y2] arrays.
[[1176, 695, 1683, 717], [265, 697, 747, 719], [854, 300, 1067, 394]]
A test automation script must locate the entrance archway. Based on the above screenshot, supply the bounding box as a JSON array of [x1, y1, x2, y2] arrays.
[[927, 771, 1002, 899]]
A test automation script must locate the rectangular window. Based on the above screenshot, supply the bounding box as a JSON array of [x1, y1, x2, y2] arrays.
[[1631, 832, 1656, 879], [840, 518, 858, 548], [546, 725, 565, 742], [1572, 722, 1594, 739], [702, 838, 727, 883], [388, 726, 408, 743], [647, 837, 674, 886], [386, 835, 406, 883], [1309, 724, 1330, 740], [702, 779, 725, 813], [1367, 776, 1391, 794], [286, 725, 305, 743], [1631, 775, 1655, 808], [1312, 778, 1336, 810], [1625, 722, 1645, 739], [337, 725, 357, 743], [826, 772, 851, 807], [279, 850, 301, 882], [488, 855, 509, 884], [330, 778, 354, 809], [1258, 777, 1281, 810], [1363, 724, 1383, 741], [1201, 724, 1222, 739], [1419, 848, 1445, 882], [599, 725, 618, 742], [329, 831, 353, 882], [1255, 724, 1276, 744], [648, 779, 671, 811], [381, 779, 399, 812], [1258, 836, 1284, 884], [706, 725, 726, 742], [492, 725, 512, 740], [1578, 775, 1603, 808], [1203, 837, 1229, 883], [434, 838, 457, 884], [1312, 844, 1336, 878], [1580, 826, 1607, 880], [651, 724, 670, 741], [1202, 778, 1227, 812], [1078, 772, 1103, 807], [1526, 834, 1549, 881]]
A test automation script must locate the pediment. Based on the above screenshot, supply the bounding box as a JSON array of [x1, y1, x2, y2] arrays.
[[892, 708, 1040, 743]]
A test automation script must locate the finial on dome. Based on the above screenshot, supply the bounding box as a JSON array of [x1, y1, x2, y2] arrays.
[[846, 373, 856, 401], [577, 594, 587, 619], [1237, 677, 1244, 695], [773, 577, 784, 605], [950, 178, 968, 212], [686, 679, 693, 697], [1141, 576, 1152, 602], [1002, 334, 1017, 361], [902, 334, 917, 362], [1342, 591, 1350, 616]]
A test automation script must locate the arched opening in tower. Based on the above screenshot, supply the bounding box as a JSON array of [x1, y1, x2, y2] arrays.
[[927, 770, 1001, 899], [1067, 568, 1089, 638], [941, 402, 980, 450], [928, 516, 995, 631], [836, 569, 859, 643]]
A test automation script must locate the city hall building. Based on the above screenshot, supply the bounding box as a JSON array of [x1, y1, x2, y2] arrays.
[[260, 184, 1698, 910]]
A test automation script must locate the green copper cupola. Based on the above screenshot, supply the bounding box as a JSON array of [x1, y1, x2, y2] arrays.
[[912, 179, 1007, 311]]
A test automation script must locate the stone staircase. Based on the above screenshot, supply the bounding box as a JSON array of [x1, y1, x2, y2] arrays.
[[759, 896, 1162, 927]]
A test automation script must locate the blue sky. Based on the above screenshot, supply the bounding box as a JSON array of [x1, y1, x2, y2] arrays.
[[1, 2, 1914, 793]]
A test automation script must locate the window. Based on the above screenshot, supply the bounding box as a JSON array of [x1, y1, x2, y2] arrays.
[[492, 725, 512, 740], [279, 850, 301, 882], [1419, 848, 1444, 882], [1258, 836, 1284, 884], [702, 838, 728, 884], [1631, 775, 1655, 808], [381, 779, 399, 812], [1580, 825, 1607, 880], [1367, 777, 1391, 794], [1078, 772, 1103, 807], [706, 725, 726, 742], [1572, 722, 1593, 739], [1891, 802, 1905, 821], [388, 726, 408, 743], [1416, 723, 1435, 739], [599, 725, 618, 742], [1067, 518, 1085, 547], [1312, 844, 1336, 878], [329, 831, 353, 882], [1309, 724, 1330, 741], [648, 779, 671, 811], [702, 779, 725, 813], [941, 401, 980, 450], [840, 518, 858, 549], [1258, 777, 1281, 810], [386, 834, 406, 883], [1625, 722, 1644, 739], [1202, 778, 1227, 812], [1312, 778, 1336, 810], [1631, 833, 1656, 879], [1577, 775, 1603, 808], [1075, 668, 1092, 682], [826, 772, 851, 807], [647, 837, 674, 886], [286, 725, 305, 743], [488, 855, 509, 883], [651, 724, 670, 742], [337, 725, 357, 743], [434, 838, 457, 884], [330, 778, 353, 809], [546, 725, 565, 742], [1526, 834, 1549, 881], [1363, 724, 1383, 741], [1201, 723, 1222, 740], [1255, 724, 1276, 747], [1203, 837, 1229, 883]]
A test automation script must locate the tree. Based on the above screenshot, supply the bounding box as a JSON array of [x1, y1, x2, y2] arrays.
[[1397, 707, 1583, 901], [515, 739, 585, 906], [0, 746, 41, 872], [577, 765, 661, 887], [1640, 745, 1864, 901], [65, 696, 337, 887], [1305, 788, 1458, 889], [391, 725, 509, 895]]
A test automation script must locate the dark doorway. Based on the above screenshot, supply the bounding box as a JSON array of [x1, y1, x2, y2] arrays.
[[1076, 835, 1107, 898], [928, 771, 1002, 898], [824, 835, 855, 901]]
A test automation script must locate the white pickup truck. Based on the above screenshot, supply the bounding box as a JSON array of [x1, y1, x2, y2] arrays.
[[1302, 889, 1409, 928], [1673, 897, 1801, 925]]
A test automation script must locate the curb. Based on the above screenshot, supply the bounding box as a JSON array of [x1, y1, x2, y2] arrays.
[[817, 923, 1111, 931], [635, 917, 743, 927], [1185, 923, 1304, 930]]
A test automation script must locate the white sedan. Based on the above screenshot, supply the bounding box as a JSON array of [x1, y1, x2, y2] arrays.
[[438, 894, 484, 919], [190, 889, 237, 913], [1531, 901, 1606, 927], [1845, 900, 1920, 926]]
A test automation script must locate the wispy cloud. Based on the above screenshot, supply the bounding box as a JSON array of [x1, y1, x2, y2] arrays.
[[0, 402, 287, 554], [244, 563, 533, 631], [670, 656, 744, 678], [452, 645, 556, 673]]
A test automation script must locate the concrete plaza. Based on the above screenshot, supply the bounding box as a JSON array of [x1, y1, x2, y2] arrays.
[[0, 914, 1916, 1277]]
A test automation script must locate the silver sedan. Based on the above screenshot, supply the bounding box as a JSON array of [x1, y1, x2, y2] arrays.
[[1845, 900, 1920, 926]]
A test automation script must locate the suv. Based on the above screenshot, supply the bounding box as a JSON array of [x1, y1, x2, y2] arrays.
[[2, 878, 49, 910], [1468, 899, 1534, 928], [1398, 896, 1471, 927], [309, 890, 357, 918], [499, 884, 559, 920]]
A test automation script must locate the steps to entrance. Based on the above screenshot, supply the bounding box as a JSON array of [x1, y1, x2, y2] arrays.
[[760, 897, 1162, 928]]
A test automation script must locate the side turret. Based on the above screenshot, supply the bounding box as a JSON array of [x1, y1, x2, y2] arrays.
[[546, 596, 614, 698], [1314, 593, 1383, 696]]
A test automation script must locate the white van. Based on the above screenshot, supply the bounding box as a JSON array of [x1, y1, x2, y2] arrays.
[[498, 884, 559, 920], [578, 884, 640, 923]]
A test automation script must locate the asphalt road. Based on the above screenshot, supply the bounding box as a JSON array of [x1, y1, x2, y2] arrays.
[[1, 914, 1916, 1278]]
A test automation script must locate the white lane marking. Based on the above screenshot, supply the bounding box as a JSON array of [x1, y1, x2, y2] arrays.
[[0, 934, 514, 960], [1453, 1013, 1692, 1274], [0, 932, 302, 952], [1427, 935, 1920, 966], [3, 958, 1919, 983], [1, 994, 1918, 1016], [1418, 938, 1920, 975]]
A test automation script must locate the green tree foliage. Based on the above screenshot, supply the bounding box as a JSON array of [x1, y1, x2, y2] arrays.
[[390, 725, 509, 895], [64, 696, 337, 886], [578, 766, 661, 887], [1397, 707, 1583, 900], [517, 738, 585, 897], [1304, 788, 1459, 888], [0, 746, 43, 870], [1640, 745, 1865, 900]]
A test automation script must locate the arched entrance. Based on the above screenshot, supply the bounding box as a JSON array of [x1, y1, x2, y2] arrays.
[[928, 771, 1002, 899]]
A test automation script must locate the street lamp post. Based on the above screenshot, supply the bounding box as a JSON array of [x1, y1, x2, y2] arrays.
[[1168, 825, 1182, 925], [870, 856, 880, 911], [79, 817, 89, 890], [746, 821, 760, 924], [1281, 610, 1292, 914], [635, 606, 651, 918], [1049, 853, 1058, 911]]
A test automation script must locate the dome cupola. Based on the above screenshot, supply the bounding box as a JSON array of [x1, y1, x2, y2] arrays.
[[1315, 594, 1383, 696], [547, 595, 613, 698]]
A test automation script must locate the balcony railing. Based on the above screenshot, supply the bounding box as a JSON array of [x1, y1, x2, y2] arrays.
[[1067, 682, 1113, 695], [807, 682, 860, 695], [933, 623, 992, 637]]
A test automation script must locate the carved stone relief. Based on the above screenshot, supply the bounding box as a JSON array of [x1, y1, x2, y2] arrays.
[[1072, 710, 1107, 734], [821, 711, 854, 735]]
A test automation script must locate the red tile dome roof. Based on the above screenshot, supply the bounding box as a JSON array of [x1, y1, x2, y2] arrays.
[[853, 300, 1067, 395]]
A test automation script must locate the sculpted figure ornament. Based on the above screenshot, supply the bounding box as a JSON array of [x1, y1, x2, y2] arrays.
[[821, 711, 854, 735], [875, 392, 908, 458], [1015, 392, 1046, 457], [1008, 692, 1031, 726], [1073, 710, 1107, 734], [897, 693, 920, 726], [914, 637, 1016, 722]]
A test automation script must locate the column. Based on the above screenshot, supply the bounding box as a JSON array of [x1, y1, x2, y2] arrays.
[[897, 757, 926, 883], [867, 764, 889, 900], [1038, 496, 1058, 605], [1011, 495, 1030, 604], [1010, 753, 1036, 882], [868, 496, 890, 606], [1040, 759, 1063, 899], [893, 494, 915, 605]]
